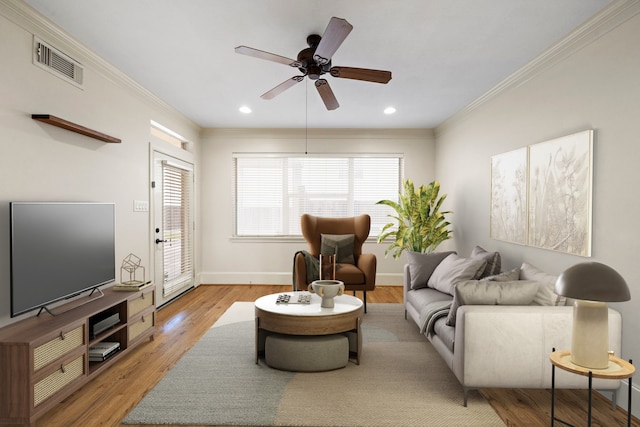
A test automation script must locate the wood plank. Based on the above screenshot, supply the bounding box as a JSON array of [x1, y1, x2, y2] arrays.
[[26, 285, 639, 427]]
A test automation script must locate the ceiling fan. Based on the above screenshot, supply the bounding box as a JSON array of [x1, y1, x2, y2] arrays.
[[235, 17, 392, 111]]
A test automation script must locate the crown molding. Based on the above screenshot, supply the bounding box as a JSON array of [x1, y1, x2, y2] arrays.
[[435, 0, 640, 138], [0, 0, 199, 131]]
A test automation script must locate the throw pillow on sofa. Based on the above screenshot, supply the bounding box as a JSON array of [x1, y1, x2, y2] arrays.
[[406, 251, 456, 290], [520, 262, 566, 306], [427, 253, 487, 296], [470, 246, 501, 278], [481, 267, 520, 282], [445, 279, 540, 326]]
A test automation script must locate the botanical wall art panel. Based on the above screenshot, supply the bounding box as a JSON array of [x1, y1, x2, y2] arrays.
[[490, 147, 528, 244], [528, 130, 593, 256], [490, 130, 593, 256]]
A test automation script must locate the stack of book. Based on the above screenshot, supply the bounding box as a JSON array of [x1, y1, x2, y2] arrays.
[[89, 341, 120, 362], [113, 281, 153, 292]]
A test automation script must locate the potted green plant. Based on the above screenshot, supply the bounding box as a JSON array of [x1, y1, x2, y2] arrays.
[[376, 179, 452, 259]]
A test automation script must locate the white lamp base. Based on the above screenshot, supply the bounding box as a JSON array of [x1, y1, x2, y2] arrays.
[[571, 300, 609, 369]]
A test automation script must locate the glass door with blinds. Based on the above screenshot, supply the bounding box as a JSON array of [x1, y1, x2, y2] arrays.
[[152, 151, 194, 306]]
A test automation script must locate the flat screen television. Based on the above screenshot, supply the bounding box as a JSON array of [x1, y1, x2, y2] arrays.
[[10, 202, 116, 317]]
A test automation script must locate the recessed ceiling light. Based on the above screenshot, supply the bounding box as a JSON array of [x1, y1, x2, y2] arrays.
[[384, 106, 396, 115], [239, 105, 252, 114]]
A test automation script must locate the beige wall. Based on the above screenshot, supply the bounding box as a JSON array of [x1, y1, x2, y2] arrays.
[[434, 9, 640, 412], [199, 128, 435, 285], [0, 5, 200, 326]]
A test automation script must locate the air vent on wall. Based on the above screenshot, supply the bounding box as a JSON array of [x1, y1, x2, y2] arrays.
[[33, 38, 84, 88]]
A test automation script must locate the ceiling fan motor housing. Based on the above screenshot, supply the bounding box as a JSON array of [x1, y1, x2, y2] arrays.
[[297, 35, 331, 79]]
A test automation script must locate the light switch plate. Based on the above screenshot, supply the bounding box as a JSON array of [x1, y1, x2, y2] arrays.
[[134, 200, 149, 212]]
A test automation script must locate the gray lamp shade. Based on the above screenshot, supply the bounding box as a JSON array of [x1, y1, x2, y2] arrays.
[[555, 262, 630, 302]]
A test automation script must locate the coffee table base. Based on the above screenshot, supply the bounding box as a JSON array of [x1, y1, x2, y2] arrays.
[[265, 333, 349, 372]]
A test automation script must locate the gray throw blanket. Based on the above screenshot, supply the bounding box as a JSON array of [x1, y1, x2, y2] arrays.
[[419, 300, 452, 335], [292, 250, 319, 291]]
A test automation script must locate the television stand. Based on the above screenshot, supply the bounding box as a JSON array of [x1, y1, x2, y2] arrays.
[[36, 287, 105, 317], [0, 285, 155, 427]]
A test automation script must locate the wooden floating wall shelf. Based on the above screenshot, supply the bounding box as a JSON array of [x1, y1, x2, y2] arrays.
[[32, 114, 121, 143]]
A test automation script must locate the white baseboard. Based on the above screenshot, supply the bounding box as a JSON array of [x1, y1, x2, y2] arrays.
[[199, 272, 403, 286]]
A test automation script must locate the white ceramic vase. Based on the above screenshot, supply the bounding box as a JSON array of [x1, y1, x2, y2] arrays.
[[309, 280, 344, 308]]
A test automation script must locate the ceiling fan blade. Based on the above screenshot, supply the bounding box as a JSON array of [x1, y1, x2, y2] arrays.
[[235, 46, 302, 68], [260, 76, 304, 100], [315, 79, 339, 110], [313, 17, 353, 65], [330, 67, 392, 84]]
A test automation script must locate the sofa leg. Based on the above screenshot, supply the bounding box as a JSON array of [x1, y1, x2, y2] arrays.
[[463, 388, 469, 407]]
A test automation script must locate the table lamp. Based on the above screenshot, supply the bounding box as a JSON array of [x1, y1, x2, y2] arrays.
[[555, 262, 630, 369]]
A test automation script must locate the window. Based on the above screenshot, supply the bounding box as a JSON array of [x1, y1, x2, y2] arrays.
[[160, 161, 194, 296], [234, 154, 403, 237]]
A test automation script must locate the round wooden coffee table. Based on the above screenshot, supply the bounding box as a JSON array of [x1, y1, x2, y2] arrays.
[[255, 292, 363, 365]]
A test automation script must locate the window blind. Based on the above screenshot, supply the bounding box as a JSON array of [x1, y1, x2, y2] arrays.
[[161, 161, 194, 297], [233, 154, 403, 237]]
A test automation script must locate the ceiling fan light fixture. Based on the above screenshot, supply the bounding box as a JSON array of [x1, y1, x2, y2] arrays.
[[384, 106, 396, 115], [307, 64, 322, 80], [239, 105, 252, 114]]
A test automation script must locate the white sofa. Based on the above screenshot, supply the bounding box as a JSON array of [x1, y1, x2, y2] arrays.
[[403, 250, 623, 406]]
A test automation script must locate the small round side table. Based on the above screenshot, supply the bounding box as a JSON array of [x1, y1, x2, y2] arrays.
[[550, 349, 635, 427]]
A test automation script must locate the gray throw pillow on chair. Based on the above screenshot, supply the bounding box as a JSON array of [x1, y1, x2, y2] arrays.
[[321, 234, 355, 264]]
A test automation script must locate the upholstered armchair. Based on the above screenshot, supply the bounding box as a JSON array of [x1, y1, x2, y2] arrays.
[[293, 214, 376, 311]]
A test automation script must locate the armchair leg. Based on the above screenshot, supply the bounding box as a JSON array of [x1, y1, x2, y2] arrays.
[[352, 291, 367, 313]]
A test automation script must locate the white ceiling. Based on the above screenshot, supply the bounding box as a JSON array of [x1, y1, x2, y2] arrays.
[[24, 0, 611, 129]]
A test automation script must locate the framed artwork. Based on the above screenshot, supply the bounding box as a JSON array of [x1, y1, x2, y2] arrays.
[[528, 130, 593, 256], [490, 147, 528, 244]]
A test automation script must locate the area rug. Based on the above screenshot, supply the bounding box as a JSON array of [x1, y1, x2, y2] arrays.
[[123, 302, 504, 426]]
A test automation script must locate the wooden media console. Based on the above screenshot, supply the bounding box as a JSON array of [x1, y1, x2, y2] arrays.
[[0, 286, 155, 426]]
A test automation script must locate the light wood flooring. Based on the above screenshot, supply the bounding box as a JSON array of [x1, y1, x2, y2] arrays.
[[30, 284, 638, 427]]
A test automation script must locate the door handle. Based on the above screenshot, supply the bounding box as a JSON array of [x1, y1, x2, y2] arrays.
[[155, 238, 167, 244]]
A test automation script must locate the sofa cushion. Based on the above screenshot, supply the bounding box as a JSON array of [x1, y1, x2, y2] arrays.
[[406, 286, 454, 310], [446, 279, 540, 326], [470, 246, 501, 278], [481, 267, 520, 282], [320, 234, 355, 264], [432, 317, 455, 353], [520, 262, 566, 306], [406, 251, 456, 290], [427, 253, 487, 296]]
